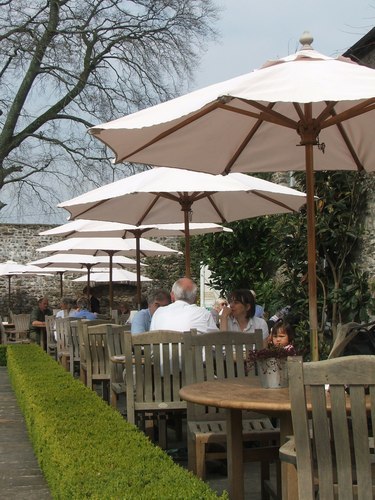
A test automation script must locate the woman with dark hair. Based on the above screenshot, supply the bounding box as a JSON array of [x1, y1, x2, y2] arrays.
[[220, 289, 269, 343]]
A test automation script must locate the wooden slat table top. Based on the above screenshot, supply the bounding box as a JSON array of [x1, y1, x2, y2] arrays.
[[180, 377, 291, 414]]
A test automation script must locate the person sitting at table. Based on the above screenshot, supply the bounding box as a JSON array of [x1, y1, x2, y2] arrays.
[[117, 301, 131, 324], [150, 277, 218, 333], [210, 298, 228, 326], [250, 289, 265, 318], [55, 297, 74, 318], [69, 296, 97, 320], [83, 286, 100, 313], [220, 289, 269, 344], [29, 296, 53, 345], [269, 319, 295, 349], [131, 289, 171, 334]]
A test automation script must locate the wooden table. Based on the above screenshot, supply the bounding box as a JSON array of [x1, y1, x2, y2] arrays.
[[180, 377, 296, 500]]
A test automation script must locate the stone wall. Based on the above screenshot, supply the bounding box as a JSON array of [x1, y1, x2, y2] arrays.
[[0, 224, 158, 316]]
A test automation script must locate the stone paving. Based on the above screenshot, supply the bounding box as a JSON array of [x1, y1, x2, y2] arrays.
[[0, 367, 51, 500], [0, 366, 274, 499]]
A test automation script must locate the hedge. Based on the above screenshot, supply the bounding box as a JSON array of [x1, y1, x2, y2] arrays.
[[6, 345, 226, 499]]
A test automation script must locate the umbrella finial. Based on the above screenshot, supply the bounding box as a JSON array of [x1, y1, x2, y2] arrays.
[[299, 31, 314, 50]]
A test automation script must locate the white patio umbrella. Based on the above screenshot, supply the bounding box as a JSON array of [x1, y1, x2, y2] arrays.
[[58, 167, 307, 279], [0, 260, 53, 311], [36, 237, 179, 309], [72, 269, 152, 283], [87, 32, 375, 359], [28, 253, 143, 301], [40, 219, 234, 239], [23, 266, 87, 298]]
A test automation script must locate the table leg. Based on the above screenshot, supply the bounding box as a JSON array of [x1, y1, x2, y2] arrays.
[[279, 413, 298, 500], [226, 408, 244, 499]]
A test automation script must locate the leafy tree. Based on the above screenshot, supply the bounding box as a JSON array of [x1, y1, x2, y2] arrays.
[[0, 0, 218, 220], [192, 170, 375, 352]]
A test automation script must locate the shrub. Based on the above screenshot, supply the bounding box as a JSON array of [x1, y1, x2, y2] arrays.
[[7, 345, 225, 499]]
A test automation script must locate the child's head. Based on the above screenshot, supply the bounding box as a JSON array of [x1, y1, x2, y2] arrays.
[[271, 320, 294, 347]]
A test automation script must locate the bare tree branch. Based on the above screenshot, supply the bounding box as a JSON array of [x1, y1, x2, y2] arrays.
[[0, 0, 219, 221]]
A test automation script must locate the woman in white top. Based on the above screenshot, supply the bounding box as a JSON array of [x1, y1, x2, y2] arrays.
[[220, 289, 269, 344]]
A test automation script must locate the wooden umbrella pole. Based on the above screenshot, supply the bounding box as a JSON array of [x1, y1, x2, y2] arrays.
[[182, 203, 191, 278], [305, 146, 319, 361], [86, 264, 92, 310], [58, 271, 64, 298], [8, 275, 11, 315], [136, 234, 141, 310], [107, 251, 114, 313]]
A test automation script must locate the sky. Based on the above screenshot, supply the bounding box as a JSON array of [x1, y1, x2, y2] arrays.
[[2, 0, 374, 225], [191, 0, 374, 90]]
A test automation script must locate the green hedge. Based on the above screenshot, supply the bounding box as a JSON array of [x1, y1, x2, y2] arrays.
[[7, 345, 225, 499]]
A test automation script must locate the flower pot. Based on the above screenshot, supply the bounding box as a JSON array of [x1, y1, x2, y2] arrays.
[[257, 357, 288, 388]]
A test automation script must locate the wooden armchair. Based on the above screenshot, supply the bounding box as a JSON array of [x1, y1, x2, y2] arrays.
[[106, 324, 130, 409], [55, 317, 71, 371], [184, 330, 281, 498], [82, 322, 112, 402], [45, 315, 57, 358], [123, 330, 187, 449], [279, 355, 375, 500], [77, 319, 113, 384], [67, 320, 82, 376], [11, 313, 31, 342]]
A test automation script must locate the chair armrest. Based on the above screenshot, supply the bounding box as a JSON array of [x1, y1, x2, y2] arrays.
[[279, 436, 297, 465]]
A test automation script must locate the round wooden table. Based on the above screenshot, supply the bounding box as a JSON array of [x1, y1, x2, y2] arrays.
[[180, 377, 296, 500]]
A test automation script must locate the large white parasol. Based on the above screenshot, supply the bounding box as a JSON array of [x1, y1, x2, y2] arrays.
[[86, 32, 375, 359]]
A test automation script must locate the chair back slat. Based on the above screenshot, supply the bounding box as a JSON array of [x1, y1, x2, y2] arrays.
[[45, 315, 56, 356], [124, 330, 187, 423], [287, 355, 375, 500], [106, 324, 128, 383], [12, 313, 31, 340], [184, 330, 263, 419]]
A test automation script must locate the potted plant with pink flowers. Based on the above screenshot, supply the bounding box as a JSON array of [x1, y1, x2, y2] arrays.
[[247, 344, 297, 388]]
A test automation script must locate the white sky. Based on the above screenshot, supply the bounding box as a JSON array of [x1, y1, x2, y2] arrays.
[[191, 0, 374, 90]]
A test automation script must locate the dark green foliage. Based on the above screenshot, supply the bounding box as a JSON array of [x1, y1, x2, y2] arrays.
[[191, 171, 375, 356], [0, 345, 6, 366], [7, 345, 225, 499]]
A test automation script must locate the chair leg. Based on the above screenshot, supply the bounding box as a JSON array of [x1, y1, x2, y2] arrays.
[[187, 433, 197, 474], [110, 389, 117, 408], [260, 461, 270, 500], [195, 440, 206, 479], [158, 413, 167, 449]]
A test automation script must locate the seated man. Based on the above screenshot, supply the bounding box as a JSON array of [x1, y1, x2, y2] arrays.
[[70, 297, 97, 320], [131, 289, 171, 334], [150, 278, 218, 333], [29, 296, 53, 345]]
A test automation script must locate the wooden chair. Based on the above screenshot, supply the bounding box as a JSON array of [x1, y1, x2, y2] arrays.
[[279, 355, 375, 500], [45, 315, 57, 358], [123, 330, 187, 449], [67, 320, 82, 376], [78, 319, 114, 384], [328, 320, 375, 359], [82, 322, 113, 402], [184, 330, 281, 499], [11, 313, 31, 342], [0, 317, 7, 344], [55, 317, 71, 370], [111, 309, 119, 324], [106, 324, 130, 409]]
